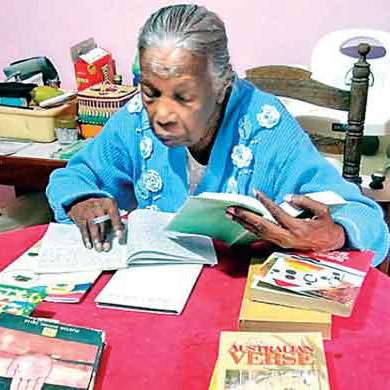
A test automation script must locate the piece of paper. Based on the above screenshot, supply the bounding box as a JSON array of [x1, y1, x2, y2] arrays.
[[95, 263, 203, 315], [0, 139, 32, 156], [36, 223, 128, 273]]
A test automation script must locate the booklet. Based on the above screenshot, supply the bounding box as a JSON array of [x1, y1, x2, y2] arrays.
[[95, 263, 203, 315], [167, 191, 346, 245], [250, 250, 373, 317], [0, 241, 101, 303], [0, 284, 46, 316], [36, 209, 217, 273], [0, 313, 104, 390]]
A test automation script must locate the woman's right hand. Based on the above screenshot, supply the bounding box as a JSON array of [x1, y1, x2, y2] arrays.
[[67, 197, 125, 251]]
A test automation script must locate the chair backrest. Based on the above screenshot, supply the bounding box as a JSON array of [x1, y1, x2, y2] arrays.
[[245, 43, 371, 185]]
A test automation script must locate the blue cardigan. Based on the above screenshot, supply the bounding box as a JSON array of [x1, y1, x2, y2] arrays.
[[47, 78, 389, 266]]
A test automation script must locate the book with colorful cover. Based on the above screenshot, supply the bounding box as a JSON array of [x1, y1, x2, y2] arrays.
[[213, 331, 329, 389], [239, 258, 332, 339], [0, 313, 105, 389], [0, 284, 46, 315], [0, 241, 101, 303], [250, 250, 373, 317]]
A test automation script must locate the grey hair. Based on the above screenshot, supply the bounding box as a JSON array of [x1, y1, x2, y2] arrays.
[[138, 4, 233, 93]]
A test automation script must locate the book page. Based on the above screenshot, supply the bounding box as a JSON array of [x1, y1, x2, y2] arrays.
[[95, 263, 203, 314], [127, 209, 217, 265], [36, 223, 128, 273]]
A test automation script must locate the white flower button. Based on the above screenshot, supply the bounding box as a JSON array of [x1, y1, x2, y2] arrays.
[[231, 145, 253, 169], [142, 169, 163, 193], [135, 178, 150, 200], [256, 104, 281, 129], [226, 176, 238, 194], [140, 136, 153, 159], [127, 93, 143, 113]]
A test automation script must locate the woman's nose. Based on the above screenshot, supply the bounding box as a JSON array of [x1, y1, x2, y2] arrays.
[[154, 99, 176, 125]]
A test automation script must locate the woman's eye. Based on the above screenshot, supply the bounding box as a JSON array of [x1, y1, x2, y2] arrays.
[[141, 87, 159, 100], [175, 94, 192, 103]]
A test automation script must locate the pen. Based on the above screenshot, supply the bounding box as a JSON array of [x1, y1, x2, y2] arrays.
[[91, 210, 128, 225]]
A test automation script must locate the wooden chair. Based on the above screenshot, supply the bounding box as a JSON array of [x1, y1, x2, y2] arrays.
[[246, 44, 390, 275], [245, 43, 371, 185]]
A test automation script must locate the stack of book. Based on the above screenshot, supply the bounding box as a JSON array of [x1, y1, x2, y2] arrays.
[[209, 249, 373, 388], [239, 249, 373, 338]]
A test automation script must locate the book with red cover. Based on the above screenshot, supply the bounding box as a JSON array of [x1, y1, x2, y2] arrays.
[[250, 250, 373, 317]]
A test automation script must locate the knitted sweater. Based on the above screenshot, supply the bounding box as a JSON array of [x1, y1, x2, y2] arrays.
[[46, 78, 389, 266]]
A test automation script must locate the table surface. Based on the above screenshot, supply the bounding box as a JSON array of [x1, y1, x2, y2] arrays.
[[0, 225, 389, 390]]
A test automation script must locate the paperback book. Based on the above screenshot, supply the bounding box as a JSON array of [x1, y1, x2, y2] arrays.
[[250, 250, 373, 317], [167, 191, 346, 245], [0, 284, 45, 316], [212, 331, 329, 389], [0, 313, 105, 390], [239, 258, 332, 339]]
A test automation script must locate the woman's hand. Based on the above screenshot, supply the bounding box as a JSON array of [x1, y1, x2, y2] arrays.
[[226, 191, 345, 252], [68, 197, 124, 251]]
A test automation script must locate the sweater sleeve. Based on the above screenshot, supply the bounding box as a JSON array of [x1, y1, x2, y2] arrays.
[[273, 129, 389, 267], [46, 108, 138, 223]]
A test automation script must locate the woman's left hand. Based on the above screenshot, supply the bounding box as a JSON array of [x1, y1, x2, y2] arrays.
[[226, 191, 346, 252]]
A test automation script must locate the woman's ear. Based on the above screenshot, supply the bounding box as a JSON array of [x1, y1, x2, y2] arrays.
[[217, 65, 233, 104]]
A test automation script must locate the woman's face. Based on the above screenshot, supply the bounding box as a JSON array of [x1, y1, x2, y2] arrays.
[[140, 47, 219, 147]]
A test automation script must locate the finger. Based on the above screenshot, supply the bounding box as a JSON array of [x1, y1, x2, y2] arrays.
[[254, 190, 298, 229], [227, 207, 286, 241], [25, 378, 37, 390], [101, 220, 112, 252], [76, 220, 93, 249], [33, 378, 45, 390], [6, 359, 18, 376], [106, 200, 125, 238], [88, 220, 104, 252], [287, 195, 331, 219], [10, 375, 22, 390]]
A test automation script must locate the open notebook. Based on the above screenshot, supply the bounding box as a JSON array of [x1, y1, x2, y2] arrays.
[[36, 209, 217, 273]]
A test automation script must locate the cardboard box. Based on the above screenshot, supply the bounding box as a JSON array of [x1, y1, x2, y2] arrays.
[[70, 38, 115, 91]]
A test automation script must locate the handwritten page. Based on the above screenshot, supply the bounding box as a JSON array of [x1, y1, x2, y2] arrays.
[[36, 223, 128, 273], [126, 209, 217, 265], [95, 263, 203, 315]]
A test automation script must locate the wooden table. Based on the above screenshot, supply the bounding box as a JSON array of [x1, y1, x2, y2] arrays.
[[0, 155, 65, 194]]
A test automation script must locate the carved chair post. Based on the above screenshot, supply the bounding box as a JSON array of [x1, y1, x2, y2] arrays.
[[343, 43, 371, 184]]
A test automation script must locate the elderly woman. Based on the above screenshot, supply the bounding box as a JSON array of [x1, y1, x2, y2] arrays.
[[47, 4, 388, 266]]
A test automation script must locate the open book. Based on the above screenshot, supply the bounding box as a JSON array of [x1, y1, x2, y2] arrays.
[[167, 191, 346, 245], [36, 209, 217, 273], [250, 250, 373, 317]]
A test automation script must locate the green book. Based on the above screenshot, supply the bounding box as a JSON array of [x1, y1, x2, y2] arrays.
[[167, 192, 275, 245], [167, 191, 346, 246], [0, 313, 105, 389]]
